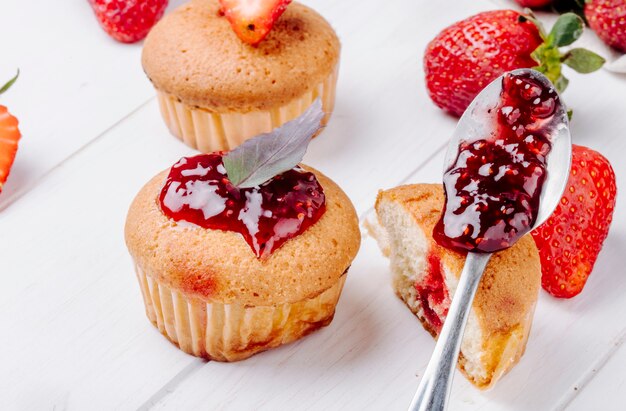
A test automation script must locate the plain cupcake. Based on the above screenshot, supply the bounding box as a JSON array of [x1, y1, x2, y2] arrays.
[[141, 0, 341, 152]]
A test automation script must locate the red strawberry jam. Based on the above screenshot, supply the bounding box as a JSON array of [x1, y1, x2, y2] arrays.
[[416, 253, 450, 335], [434, 72, 559, 253], [159, 153, 326, 258]]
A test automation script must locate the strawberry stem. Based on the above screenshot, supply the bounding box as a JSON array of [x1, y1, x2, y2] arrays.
[[0, 69, 19, 96], [525, 12, 603, 93]]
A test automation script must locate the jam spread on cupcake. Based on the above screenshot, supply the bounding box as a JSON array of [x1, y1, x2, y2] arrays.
[[434, 72, 559, 253], [159, 153, 326, 258]]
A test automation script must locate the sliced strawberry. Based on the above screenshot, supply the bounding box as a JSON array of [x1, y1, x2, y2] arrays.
[[531, 145, 617, 298], [0, 71, 21, 194], [219, 0, 292, 46], [0, 106, 20, 194]]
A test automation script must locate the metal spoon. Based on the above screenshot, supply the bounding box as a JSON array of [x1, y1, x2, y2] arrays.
[[408, 68, 572, 411]]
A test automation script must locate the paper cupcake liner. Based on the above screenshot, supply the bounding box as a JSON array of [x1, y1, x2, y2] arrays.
[[156, 64, 339, 153], [134, 263, 347, 362]]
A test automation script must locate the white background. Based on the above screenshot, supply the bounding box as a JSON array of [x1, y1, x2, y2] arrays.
[[1, 0, 625, 410]]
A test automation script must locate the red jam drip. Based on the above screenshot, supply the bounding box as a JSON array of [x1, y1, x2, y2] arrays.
[[434, 72, 557, 253], [159, 153, 326, 259], [416, 253, 449, 334]]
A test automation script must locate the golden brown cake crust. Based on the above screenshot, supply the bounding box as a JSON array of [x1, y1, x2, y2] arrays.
[[125, 165, 360, 306], [375, 183, 541, 340], [142, 0, 341, 112]]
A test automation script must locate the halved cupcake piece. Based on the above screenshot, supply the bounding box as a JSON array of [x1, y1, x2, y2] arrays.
[[368, 183, 541, 389]]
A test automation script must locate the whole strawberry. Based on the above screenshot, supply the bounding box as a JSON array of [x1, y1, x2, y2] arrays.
[[89, 0, 168, 43], [585, 0, 626, 52], [531, 145, 617, 298], [424, 10, 605, 117], [515, 0, 553, 8], [0, 71, 21, 195]]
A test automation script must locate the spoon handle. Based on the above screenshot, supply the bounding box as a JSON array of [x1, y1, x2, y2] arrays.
[[408, 252, 492, 411]]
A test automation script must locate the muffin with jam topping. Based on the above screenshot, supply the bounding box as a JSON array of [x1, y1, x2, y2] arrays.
[[142, 0, 340, 152], [124, 103, 359, 361]]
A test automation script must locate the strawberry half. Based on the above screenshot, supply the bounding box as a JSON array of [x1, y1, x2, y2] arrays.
[[219, 0, 292, 46], [531, 145, 617, 298], [424, 10, 605, 117], [0, 71, 21, 195]]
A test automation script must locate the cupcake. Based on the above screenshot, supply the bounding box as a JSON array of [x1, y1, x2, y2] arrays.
[[124, 106, 359, 361], [141, 0, 340, 152]]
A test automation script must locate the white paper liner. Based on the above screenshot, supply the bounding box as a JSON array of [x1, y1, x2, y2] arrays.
[[134, 263, 347, 361], [156, 64, 339, 152]]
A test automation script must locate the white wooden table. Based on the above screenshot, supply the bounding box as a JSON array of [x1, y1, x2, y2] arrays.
[[2, 0, 625, 410]]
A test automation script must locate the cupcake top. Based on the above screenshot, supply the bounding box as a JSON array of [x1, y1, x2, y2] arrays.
[[158, 153, 327, 259], [142, 0, 340, 112], [124, 164, 360, 306]]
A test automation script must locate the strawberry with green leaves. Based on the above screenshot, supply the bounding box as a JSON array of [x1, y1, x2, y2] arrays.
[[531, 145, 617, 298], [0, 71, 21, 195], [219, 0, 292, 46], [424, 10, 605, 117]]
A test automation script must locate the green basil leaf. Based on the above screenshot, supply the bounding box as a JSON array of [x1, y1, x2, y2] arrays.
[[223, 99, 324, 188]]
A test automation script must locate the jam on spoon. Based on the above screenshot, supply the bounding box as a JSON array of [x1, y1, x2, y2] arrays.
[[434, 71, 560, 253], [159, 153, 326, 259]]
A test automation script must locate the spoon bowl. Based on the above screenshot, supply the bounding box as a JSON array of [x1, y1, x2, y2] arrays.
[[444, 68, 572, 230]]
